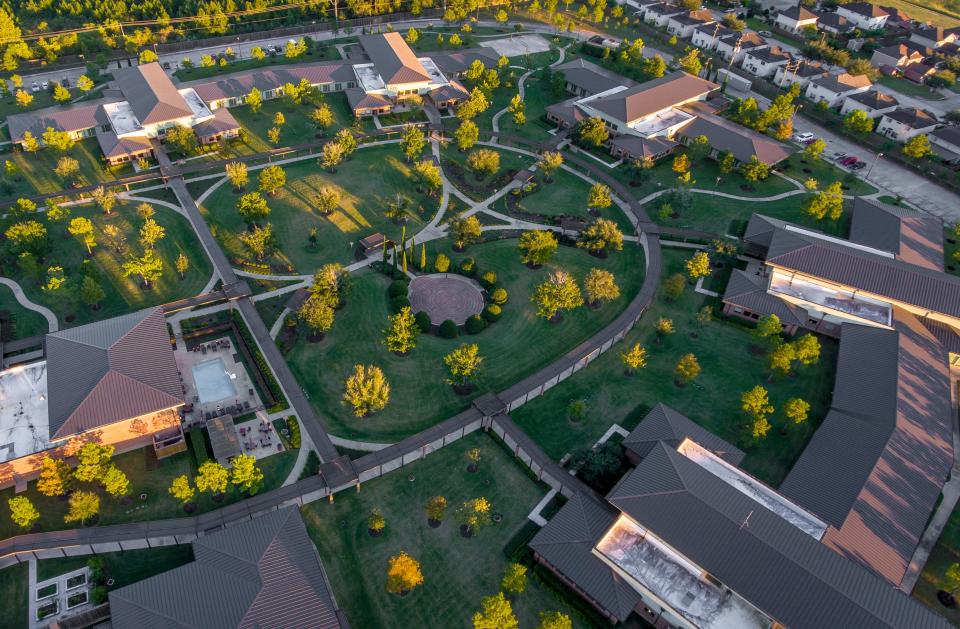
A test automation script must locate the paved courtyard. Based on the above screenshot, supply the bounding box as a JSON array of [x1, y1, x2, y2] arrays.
[[173, 337, 263, 427], [408, 273, 485, 325]]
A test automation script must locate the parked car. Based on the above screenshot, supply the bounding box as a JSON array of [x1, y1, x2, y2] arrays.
[[803, 138, 818, 146], [851, 161, 867, 170], [840, 156, 859, 166], [793, 132, 816, 143], [41, 80, 49, 90], [831, 152, 846, 160], [758, 30, 772, 37], [31, 82, 39, 92]]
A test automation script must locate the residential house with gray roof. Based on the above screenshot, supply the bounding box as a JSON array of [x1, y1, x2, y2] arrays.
[[876, 106, 939, 142], [805, 72, 873, 107], [840, 88, 899, 118]]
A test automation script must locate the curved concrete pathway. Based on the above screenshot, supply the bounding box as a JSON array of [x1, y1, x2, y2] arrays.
[[0, 277, 58, 332]]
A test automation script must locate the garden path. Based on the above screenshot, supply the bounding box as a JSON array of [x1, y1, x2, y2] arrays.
[[0, 277, 58, 332]]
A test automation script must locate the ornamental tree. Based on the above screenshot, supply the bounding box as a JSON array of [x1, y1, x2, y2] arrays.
[[674, 353, 701, 384], [444, 343, 483, 387], [685, 251, 711, 281], [584, 268, 620, 305], [537, 611, 573, 629], [537, 151, 563, 181], [384, 306, 420, 354], [425, 495, 448, 522], [742, 385, 775, 426], [620, 343, 648, 374], [655, 317, 675, 342], [258, 165, 286, 196], [473, 592, 518, 629], [314, 186, 340, 215], [311, 263, 350, 308], [239, 224, 275, 261], [311, 104, 334, 131], [247, 87, 263, 113], [196, 460, 230, 495], [343, 364, 391, 417], [804, 138, 826, 161], [577, 116, 608, 147], [321, 140, 345, 171], [122, 250, 164, 287], [455, 119, 479, 151], [518, 230, 558, 266], [169, 475, 195, 504], [386, 551, 424, 594], [467, 148, 500, 178], [532, 270, 583, 320], [336, 128, 358, 158], [804, 181, 844, 221], [8, 496, 39, 530], [68, 217, 97, 255], [102, 464, 130, 499], [457, 88, 489, 120], [450, 216, 482, 249], [92, 186, 117, 214], [577, 218, 623, 255], [768, 342, 796, 378], [663, 273, 686, 301], [842, 109, 874, 134], [55, 156, 80, 183], [903, 134, 932, 160], [299, 294, 335, 338], [502, 563, 527, 595], [413, 160, 443, 196], [784, 397, 811, 425], [754, 313, 783, 345], [400, 125, 427, 161], [64, 490, 99, 525], [456, 497, 492, 535], [230, 454, 264, 495], [793, 334, 821, 365], [73, 442, 114, 483], [139, 218, 165, 250], [740, 155, 769, 185], [587, 183, 612, 211], [37, 456, 71, 497], [226, 161, 248, 191]]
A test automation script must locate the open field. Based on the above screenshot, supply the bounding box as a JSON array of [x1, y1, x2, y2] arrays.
[[4, 139, 134, 198], [200, 144, 434, 273], [302, 431, 586, 628], [287, 237, 646, 442], [510, 247, 839, 486]]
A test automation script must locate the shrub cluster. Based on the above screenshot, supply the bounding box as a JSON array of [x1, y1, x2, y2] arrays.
[[286, 415, 302, 449]]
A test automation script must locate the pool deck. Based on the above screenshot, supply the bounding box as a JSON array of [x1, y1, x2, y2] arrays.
[[174, 337, 263, 426]]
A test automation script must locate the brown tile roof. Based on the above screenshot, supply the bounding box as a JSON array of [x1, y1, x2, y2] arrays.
[[428, 48, 500, 75], [780, 5, 819, 20], [344, 87, 391, 111], [193, 107, 241, 138], [846, 89, 898, 108], [848, 197, 944, 270], [7, 101, 111, 143], [114, 63, 193, 124], [676, 112, 791, 165], [744, 45, 792, 63], [811, 72, 873, 93], [190, 63, 356, 102], [555, 58, 637, 95], [586, 71, 718, 124], [359, 32, 432, 85], [95, 131, 153, 158], [45, 308, 183, 440]]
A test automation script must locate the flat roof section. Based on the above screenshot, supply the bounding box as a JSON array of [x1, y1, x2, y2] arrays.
[[0, 361, 49, 463]]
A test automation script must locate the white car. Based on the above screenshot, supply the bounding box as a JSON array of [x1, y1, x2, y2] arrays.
[[793, 132, 815, 143], [41, 81, 49, 90], [31, 82, 39, 92], [758, 30, 772, 37]]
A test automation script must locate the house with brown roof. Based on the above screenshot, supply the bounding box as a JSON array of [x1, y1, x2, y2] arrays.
[[911, 24, 960, 49], [817, 11, 855, 34], [675, 112, 791, 166], [839, 88, 899, 118], [0, 308, 186, 490], [775, 6, 820, 34], [870, 42, 927, 70], [805, 72, 873, 107], [876, 106, 939, 141], [836, 2, 890, 29]]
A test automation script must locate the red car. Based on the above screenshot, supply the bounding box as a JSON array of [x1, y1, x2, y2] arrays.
[[840, 156, 859, 167]]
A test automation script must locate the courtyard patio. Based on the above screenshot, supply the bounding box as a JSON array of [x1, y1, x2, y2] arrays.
[[173, 337, 263, 427]]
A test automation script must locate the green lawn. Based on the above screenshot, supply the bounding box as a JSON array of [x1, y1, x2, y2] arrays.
[[914, 503, 960, 625], [302, 431, 586, 628], [287, 237, 646, 442], [474, 84, 518, 134], [227, 92, 357, 155], [441, 145, 534, 201], [782, 154, 878, 196], [36, 545, 194, 585], [3, 138, 134, 197], [499, 76, 560, 142], [875, 0, 960, 25], [877, 75, 945, 101], [651, 192, 854, 238], [0, 563, 27, 629], [496, 167, 635, 231], [4, 200, 213, 327], [0, 445, 297, 539], [200, 145, 433, 273], [0, 283, 49, 339], [510, 248, 839, 486]]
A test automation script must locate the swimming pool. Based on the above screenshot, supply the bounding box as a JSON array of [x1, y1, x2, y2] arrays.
[[192, 358, 237, 404]]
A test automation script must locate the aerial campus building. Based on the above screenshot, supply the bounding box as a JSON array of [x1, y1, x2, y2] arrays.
[[5, 33, 498, 165], [545, 61, 790, 167], [532, 200, 959, 628], [0, 308, 186, 490]]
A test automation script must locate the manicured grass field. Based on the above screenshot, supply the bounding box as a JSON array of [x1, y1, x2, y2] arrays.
[[495, 167, 635, 231], [441, 145, 534, 201], [877, 75, 945, 100], [200, 145, 433, 272], [651, 192, 852, 238], [302, 431, 585, 628], [782, 154, 878, 196], [0, 445, 297, 540], [499, 76, 560, 142], [0, 563, 27, 629], [5, 139, 134, 197], [5, 200, 212, 327], [36, 545, 194, 585], [226, 92, 357, 156], [510, 248, 839, 486], [914, 504, 960, 625], [287, 237, 646, 442], [0, 283, 49, 339]]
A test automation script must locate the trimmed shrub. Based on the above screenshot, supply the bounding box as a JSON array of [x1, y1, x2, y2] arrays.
[[458, 257, 476, 277], [490, 287, 508, 305], [439, 319, 459, 338], [388, 279, 408, 298], [390, 295, 410, 313], [415, 310, 432, 332], [480, 270, 497, 289], [286, 415, 301, 448], [483, 304, 502, 322], [435, 253, 451, 273], [465, 314, 487, 334]]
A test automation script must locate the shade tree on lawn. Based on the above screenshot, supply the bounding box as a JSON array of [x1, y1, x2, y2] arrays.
[[412, 159, 443, 197], [537, 151, 563, 182], [139, 218, 165, 250], [584, 268, 620, 306], [400, 125, 427, 161], [587, 183, 612, 213], [450, 215, 482, 250], [299, 294, 335, 340], [620, 343, 647, 375], [532, 270, 583, 321], [739, 156, 770, 188], [6, 220, 48, 257], [804, 181, 844, 221], [74, 443, 114, 483], [343, 364, 391, 417], [537, 611, 573, 629], [456, 88, 490, 121], [386, 551, 425, 595], [456, 497, 492, 537], [467, 148, 500, 179], [444, 343, 483, 391], [54, 156, 80, 185], [102, 464, 131, 500], [783, 397, 811, 425], [577, 218, 623, 256], [311, 263, 350, 308], [122, 249, 164, 288], [335, 128, 358, 159], [742, 384, 775, 440], [314, 186, 340, 215], [225, 162, 249, 192], [168, 475, 196, 511], [258, 165, 286, 196], [230, 454, 264, 495], [384, 306, 420, 355], [518, 229, 558, 267], [508, 94, 525, 126], [92, 186, 117, 214], [321, 140, 346, 172], [68, 216, 97, 255], [311, 103, 334, 134], [674, 353, 701, 385], [663, 273, 686, 301], [685, 250, 710, 281], [8, 496, 40, 530], [37, 456, 72, 497], [502, 563, 527, 595], [754, 313, 783, 347], [239, 224, 275, 261], [64, 490, 99, 525], [455, 119, 480, 151], [196, 460, 230, 497], [473, 592, 518, 629], [655, 317, 675, 343], [577, 117, 608, 148]]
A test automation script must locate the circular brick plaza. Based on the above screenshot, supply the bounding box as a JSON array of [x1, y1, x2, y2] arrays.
[[408, 274, 485, 325]]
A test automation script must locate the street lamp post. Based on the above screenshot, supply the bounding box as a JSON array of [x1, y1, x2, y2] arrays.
[[866, 152, 884, 180]]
